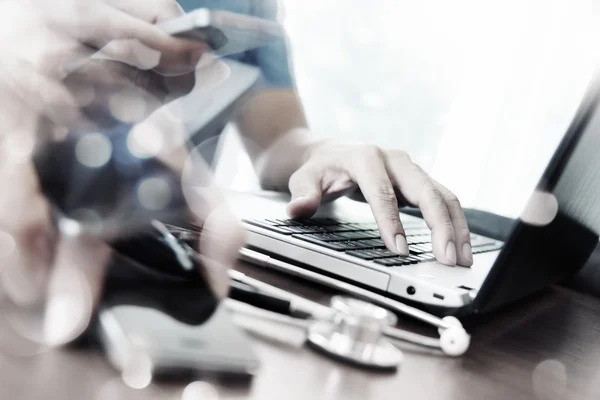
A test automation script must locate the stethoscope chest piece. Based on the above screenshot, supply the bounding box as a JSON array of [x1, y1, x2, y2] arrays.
[[307, 296, 403, 370]]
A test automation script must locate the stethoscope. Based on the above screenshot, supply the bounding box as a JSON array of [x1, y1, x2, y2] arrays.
[[107, 220, 473, 371], [226, 265, 471, 370]]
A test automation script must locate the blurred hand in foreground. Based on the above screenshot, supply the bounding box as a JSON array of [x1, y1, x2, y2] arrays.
[[0, 0, 244, 348]]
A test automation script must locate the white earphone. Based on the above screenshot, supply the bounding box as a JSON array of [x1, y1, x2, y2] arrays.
[[438, 316, 471, 356]]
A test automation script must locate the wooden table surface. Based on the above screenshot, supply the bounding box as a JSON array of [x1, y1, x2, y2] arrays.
[[2, 260, 600, 400]]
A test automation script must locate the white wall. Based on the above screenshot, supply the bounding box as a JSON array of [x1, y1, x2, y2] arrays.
[[217, 0, 600, 218]]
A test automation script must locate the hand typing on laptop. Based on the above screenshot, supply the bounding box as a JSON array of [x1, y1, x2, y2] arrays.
[[240, 108, 472, 268], [285, 141, 472, 267]]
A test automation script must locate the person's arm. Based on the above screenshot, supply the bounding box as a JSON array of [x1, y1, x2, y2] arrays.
[[235, 88, 312, 189], [234, 2, 473, 267]]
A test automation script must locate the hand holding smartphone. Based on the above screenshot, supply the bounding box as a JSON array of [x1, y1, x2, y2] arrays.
[[157, 8, 284, 56], [26, 6, 266, 368], [67, 8, 283, 77]]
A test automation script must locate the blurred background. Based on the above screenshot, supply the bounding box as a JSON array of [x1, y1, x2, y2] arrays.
[[215, 0, 600, 218]]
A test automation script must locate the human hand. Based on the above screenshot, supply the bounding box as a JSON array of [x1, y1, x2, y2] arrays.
[[0, 95, 246, 350], [286, 141, 472, 267], [0, 0, 239, 348], [0, 0, 207, 131]]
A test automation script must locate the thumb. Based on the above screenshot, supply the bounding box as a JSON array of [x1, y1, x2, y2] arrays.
[[287, 164, 323, 218], [44, 235, 110, 346]]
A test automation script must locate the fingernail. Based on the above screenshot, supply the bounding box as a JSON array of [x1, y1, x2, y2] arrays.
[[44, 293, 84, 347], [445, 242, 457, 265], [462, 242, 473, 263], [291, 195, 308, 203], [395, 234, 409, 256]]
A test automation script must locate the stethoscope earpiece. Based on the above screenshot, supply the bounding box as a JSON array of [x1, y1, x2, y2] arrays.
[[439, 326, 471, 357], [438, 316, 470, 356]]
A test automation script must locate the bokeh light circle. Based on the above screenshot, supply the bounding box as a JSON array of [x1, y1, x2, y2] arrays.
[[127, 124, 164, 159], [109, 89, 148, 123], [0, 267, 93, 350], [75, 133, 113, 168], [532, 359, 567, 400], [137, 177, 171, 211], [181, 381, 219, 400]]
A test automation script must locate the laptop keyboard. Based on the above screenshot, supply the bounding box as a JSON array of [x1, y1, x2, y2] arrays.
[[244, 218, 503, 267]]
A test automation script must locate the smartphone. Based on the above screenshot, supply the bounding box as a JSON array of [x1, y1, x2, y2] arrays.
[[99, 304, 259, 380], [96, 208, 256, 381], [33, 125, 191, 240], [99, 254, 255, 382], [157, 8, 284, 56]]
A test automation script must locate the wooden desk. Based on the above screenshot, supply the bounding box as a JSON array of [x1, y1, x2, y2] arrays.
[[2, 261, 600, 400]]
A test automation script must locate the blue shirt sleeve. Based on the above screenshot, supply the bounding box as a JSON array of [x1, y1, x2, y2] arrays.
[[244, 0, 296, 89], [176, 0, 296, 90]]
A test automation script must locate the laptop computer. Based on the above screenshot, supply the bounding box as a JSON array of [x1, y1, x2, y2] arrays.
[[228, 78, 600, 316]]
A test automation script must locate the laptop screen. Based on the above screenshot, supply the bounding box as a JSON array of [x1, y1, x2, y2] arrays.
[[472, 78, 600, 314]]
